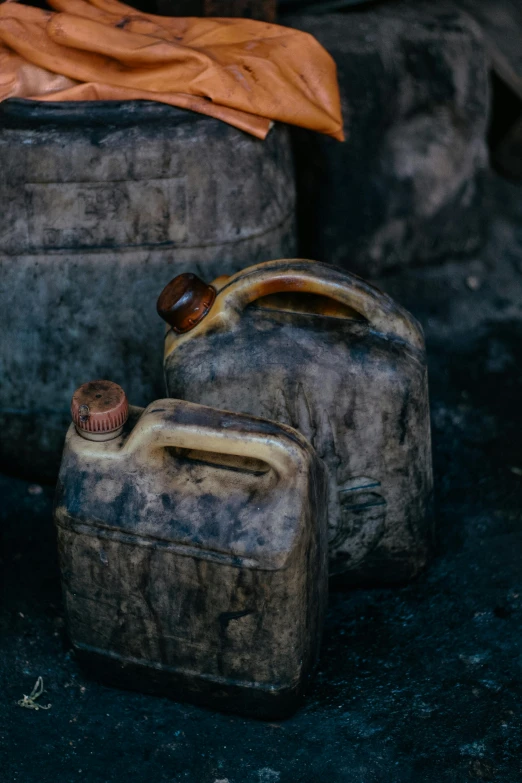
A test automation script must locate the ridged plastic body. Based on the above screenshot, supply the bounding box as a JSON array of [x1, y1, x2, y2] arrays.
[[163, 259, 433, 585], [54, 398, 328, 718], [0, 100, 296, 480]]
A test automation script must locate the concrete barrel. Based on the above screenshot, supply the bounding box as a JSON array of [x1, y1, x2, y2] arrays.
[[0, 99, 296, 480]]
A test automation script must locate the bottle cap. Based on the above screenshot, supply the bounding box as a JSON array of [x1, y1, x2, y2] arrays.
[[157, 273, 216, 333], [71, 380, 128, 441]]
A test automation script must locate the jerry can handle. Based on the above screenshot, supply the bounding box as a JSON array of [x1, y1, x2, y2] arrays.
[[216, 259, 424, 349], [124, 398, 309, 481]]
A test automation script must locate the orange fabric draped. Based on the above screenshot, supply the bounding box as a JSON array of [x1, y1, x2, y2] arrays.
[[0, 0, 344, 140]]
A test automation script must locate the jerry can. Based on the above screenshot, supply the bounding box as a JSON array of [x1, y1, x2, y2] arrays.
[[159, 259, 433, 585], [54, 380, 328, 718]]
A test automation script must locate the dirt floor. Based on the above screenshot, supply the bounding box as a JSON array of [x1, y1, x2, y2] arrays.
[[1, 175, 522, 782]]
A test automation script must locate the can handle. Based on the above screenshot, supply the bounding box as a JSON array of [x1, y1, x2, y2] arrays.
[[214, 259, 424, 349], [124, 398, 309, 481]]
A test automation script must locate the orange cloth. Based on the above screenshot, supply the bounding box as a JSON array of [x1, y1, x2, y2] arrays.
[[0, 0, 344, 140]]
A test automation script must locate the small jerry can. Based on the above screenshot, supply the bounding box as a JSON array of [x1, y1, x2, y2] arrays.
[[159, 259, 433, 585], [54, 380, 328, 718]]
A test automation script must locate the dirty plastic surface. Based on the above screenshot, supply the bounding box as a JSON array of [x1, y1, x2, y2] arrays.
[[54, 397, 328, 718], [163, 260, 433, 584]]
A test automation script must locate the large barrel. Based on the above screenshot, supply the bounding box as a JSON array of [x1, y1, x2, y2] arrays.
[[0, 100, 296, 481]]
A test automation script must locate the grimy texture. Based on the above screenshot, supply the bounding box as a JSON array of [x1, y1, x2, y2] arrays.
[[0, 101, 296, 481], [164, 260, 433, 585], [288, 2, 489, 275], [54, 398, 328, 718]]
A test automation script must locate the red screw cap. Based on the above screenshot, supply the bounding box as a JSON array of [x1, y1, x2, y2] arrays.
[[71, 380, 128, 441], [157, 273, 216, 333]]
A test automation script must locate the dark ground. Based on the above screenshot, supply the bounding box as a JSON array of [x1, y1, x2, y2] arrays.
[[1, 175, 522, 782]]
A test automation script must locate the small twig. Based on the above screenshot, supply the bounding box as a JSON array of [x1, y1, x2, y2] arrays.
[[17, 676, 52, 711]]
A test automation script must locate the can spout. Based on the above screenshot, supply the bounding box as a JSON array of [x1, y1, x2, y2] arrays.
[[71, 380, 128, 441], [157, 273, 216, 334]]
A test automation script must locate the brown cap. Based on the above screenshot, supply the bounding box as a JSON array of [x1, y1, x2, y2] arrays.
[[71, 380, 128, 441], [157, 273, 216, 334]]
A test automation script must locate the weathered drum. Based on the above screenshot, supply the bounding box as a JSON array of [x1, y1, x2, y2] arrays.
[[0, 100, 296, 480]]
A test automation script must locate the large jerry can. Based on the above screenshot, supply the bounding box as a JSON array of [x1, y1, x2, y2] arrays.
[[0, 99, 296, 481], [54, 381, 328, 718], [159, 259, 433, 585]]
